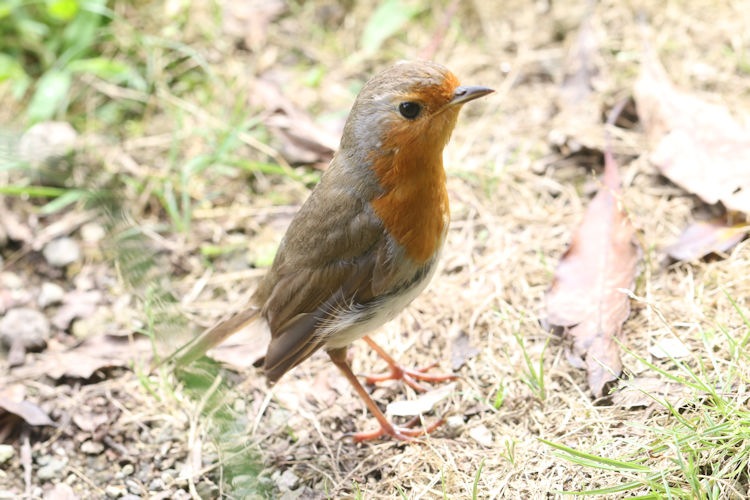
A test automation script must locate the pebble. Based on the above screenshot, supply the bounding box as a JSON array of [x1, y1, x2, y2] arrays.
[[80, 222, 106, 244], [120, 464, 135, 477], [276, 469, 299, 490], [18, 121, 78, 164], [0, 272, 23, 289], [120, 496, 142, 500], [0, 444, 13, 464], [446, 415, 464, 429], [105, 485, 125, 498], [37, 457, 67, 480], [0, 307, 51, 350], [80, 440, 104, 455], [38, 282, 65, 308], [469, 424, 494, 447], [148, 478, 164, 491], [42, 237, 81, 268]]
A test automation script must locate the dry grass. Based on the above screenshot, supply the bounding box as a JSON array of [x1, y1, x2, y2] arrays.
[[2, 0, 750, 498]]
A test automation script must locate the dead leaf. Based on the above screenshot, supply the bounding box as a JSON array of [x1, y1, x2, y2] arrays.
[[222, 0, 286, 51], [649, 338, 691, 359], [250, 77, 340, 166], [550, 10, 609, 155], [0, 385, 55, 427], [664, 218, 749, 261], [43, 483, 77, 500], [25, 334, 151, 379], [611, 377, 691, 410], [544, 152, 641, 397], [634, 45, 750, 214], [51, 290, 102, 330], [205, 319, 270, 368], [450, 330, 479, 370], [386, 382, 455, 417]]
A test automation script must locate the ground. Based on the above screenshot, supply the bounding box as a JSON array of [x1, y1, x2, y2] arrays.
[[1, 0, 749, 499]]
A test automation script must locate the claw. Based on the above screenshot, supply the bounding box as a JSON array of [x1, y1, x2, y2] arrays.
[[344, 417, 445, 442]]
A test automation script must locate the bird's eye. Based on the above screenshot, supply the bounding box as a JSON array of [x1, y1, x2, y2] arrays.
[[398, 101, 421, 119]]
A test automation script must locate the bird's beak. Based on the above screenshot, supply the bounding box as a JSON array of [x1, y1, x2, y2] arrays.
[[449, 85, 494, 106]]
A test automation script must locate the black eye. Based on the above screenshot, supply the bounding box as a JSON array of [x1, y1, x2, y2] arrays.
[[398, 101, 421, 119]]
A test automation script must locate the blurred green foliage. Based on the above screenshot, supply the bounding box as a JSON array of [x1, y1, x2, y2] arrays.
[[0, 0, 145, 123]]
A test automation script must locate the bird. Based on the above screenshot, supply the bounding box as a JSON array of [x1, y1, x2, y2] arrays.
[[164, 61, 493, 441]]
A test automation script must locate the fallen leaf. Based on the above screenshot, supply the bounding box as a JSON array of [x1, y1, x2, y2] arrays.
[[205, 319, 271, 368], [649, 338, 691, 359], [468, 424, 493, 447], [250, 78, 340, 166], [544, 152, 641, 397], [51, 290, 102, 330], [450, 330, 479, 371], [664, 218, 749, 261], [386, 382, 455, 417], [0, 385, 55, 427], [634, 45, 750, 214], [43, 483, 77, 500], [611, 377, 691, 410], [222, 0, 286, 51], [549, 10, 609, 155], [24, 334, 152, 379]]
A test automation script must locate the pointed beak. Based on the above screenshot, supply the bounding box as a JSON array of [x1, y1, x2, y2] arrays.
[[450, 85, 494, 106]]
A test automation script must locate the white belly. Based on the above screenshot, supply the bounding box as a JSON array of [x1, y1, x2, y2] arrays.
[[321, 258, 439, 349]]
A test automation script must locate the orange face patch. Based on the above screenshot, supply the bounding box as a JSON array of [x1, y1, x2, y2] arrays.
[[369, 71, 460, 263]]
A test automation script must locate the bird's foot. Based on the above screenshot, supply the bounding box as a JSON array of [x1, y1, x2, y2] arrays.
[[345, 416, 444, 442], [362, 362, 458, 392]]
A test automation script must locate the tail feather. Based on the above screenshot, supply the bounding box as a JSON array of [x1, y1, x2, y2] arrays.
[[153, 307, 261, 371]]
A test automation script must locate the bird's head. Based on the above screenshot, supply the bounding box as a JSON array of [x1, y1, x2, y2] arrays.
[[340, 61, 493, 164]]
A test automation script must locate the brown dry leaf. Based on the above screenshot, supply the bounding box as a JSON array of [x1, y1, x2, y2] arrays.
[[385, 382, 456, 417], [51, 290, 102, 330], [612, 377, 691, 410], [450, 330, 480, 370], [31, 334, 151, 379], [42, 483, 77, 500], [544, 152, 641, 397], [250, 77, 340, 166], [222, 0, 286, 51], [205, 320, 270, 368], [634, 46, 750, 214], [664, 218, 749, 261], [549, 10, 607, 154], [0, 385, 55, 427]]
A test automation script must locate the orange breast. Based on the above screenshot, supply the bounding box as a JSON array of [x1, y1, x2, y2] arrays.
[[370, 144, 450, 263]]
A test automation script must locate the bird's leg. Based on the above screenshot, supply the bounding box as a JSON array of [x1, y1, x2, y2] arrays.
[[360, 336, 458, 392], [327, 348, 444, 442]]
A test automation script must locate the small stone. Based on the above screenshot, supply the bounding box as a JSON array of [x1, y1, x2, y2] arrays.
[[121, 496, 142, 500], [38, 282, 65, 308], [18, 121, 78, 164], [80, 223, 106, 244], [0, 307, 51, 350], [0, 272, 23, 289], [80, 440, 104, 455], [469, 424, 494, 447], [0, 444, 13, 464], [446, 415, 464, 429], [120, 464, 135, 477], [37, 457, 67, 480], [124, 479, 140, 494], [42, 238, 81, 268], [105, 485, 125, 498], [148, 478, 164, 491], [276, 469, 299, 490]]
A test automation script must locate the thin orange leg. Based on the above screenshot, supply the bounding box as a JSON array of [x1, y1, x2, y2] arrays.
[[361, 336, 458, 392], [327, 348, 444, 442]]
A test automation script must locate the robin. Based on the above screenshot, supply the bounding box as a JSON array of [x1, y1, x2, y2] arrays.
[[166, 61, 492, 441]]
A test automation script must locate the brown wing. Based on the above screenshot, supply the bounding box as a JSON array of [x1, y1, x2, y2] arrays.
[[257, 176, 392, 384]]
